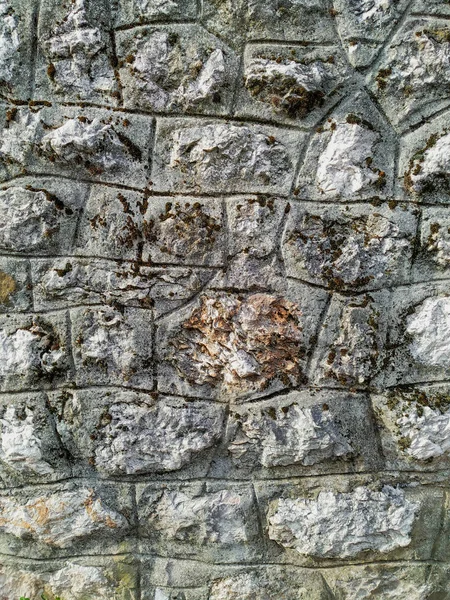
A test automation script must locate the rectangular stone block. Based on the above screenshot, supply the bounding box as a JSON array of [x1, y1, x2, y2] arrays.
[[373, 383, 450, 471], [0, 391, 71, 487], [309, 291, 390, 390], [0, 176, 88, 255], [47, 387, 224, 478], [137, 481, 262, 563], [151, 117, 303, 195], [156, 281, 329, 401], [35, 0, 119, 106], [384, 281, 450, 387], [282, 201, 418, 291], [209, 388, 382, 480], [0, 257, 32, 312], [0, 0, 38, 101], [70, 305, 153, 390], [116, 24, 238, 115], [254, 476, 443, 567], [0, 311, 72, 392], [234, 43, 350, 127], [0, 105, 153, 188], [0, 554, 138, 600], [0, 480, 134, 559]]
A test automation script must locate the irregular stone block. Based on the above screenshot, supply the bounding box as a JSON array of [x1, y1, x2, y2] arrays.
[[373, 384, 450, 470], [267, 486, 418, 559], [114, 0, 197, 28], [141, 197, 225, 265], [0, 392, 70, 486], [31, 257, 216, 316], [334, 0, 409, 67], [157, 283, 329, 400], [71, 305, 153, 389], [282, 201, 417, 291], [201, 0, 336, 50], [0, 555, 138, 600], [297, 92, 395, 201], [116, 24, 238, 115], [0, 177, 87, 254], [235, 43, 349, 125], [0, 311, 71, 392], [48, 388, 224, 477], [0, 481, 133, 558], [0, 0, 38, 100], [152, 118, 302, 195], [0, 105, 152, 187], [36, 0, 119, 105], [385, 282, 450, 386], [368, 18, 450, 130], [0, 257, 32, 312], [310, 292, 389, 389], [137, 481, 261, 562], [400, 111, 450, 203], [221, 389, 380, 477]]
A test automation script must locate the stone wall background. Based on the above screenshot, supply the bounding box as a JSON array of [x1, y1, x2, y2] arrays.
[[1, 0, 450, 597]]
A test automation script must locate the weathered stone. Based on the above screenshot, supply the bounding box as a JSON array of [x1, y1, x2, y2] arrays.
[[116, 24, 238, 114], [235, 43, 349, 125], [369, 19, 450, 130], [0, 485, 128, 549], [385, 282, 450, 386], [137, 482, 260, 562], [71, 305, 153, 389], [0, 312, 70, 392], [152, 118, 302, 194], [227, 392, 353, 468], [48, 388, 224, 476], [0, 257, 31, 312], [311, 292, 388, 388], [141, 197, 225, 265], [114, 0, 197, 28], [0, 393, 70, 485], [373, 385, 450, 468], [282, 202, 417, 290], [209, 567, 329, 600], [267, 485, 418, 558], [0, 178, 87, 254], [0, 556, 138, 600], [201, 0, 336, 50], [297, 93, 394, 200], [159, 291, 303, 400], [334, 0, 409, 67], [0, 0, 37, 100], [324, 563, 436, 600], [31, 257, 216, 316], [36, 0, 119, 105], [0, 105, 152, 187]]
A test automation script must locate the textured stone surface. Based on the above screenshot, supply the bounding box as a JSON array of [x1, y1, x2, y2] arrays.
[[1, 0, 449, 595]]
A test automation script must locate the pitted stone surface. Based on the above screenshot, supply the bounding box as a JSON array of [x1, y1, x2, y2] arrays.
[[267, 485, 419, 558], [1, 0, 450, 596]]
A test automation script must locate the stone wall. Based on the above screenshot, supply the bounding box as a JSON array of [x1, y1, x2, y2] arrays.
[[1, 0, 450, 598]]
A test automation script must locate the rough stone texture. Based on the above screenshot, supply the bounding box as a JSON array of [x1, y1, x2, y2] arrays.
[[1, 0, 450, 597]]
